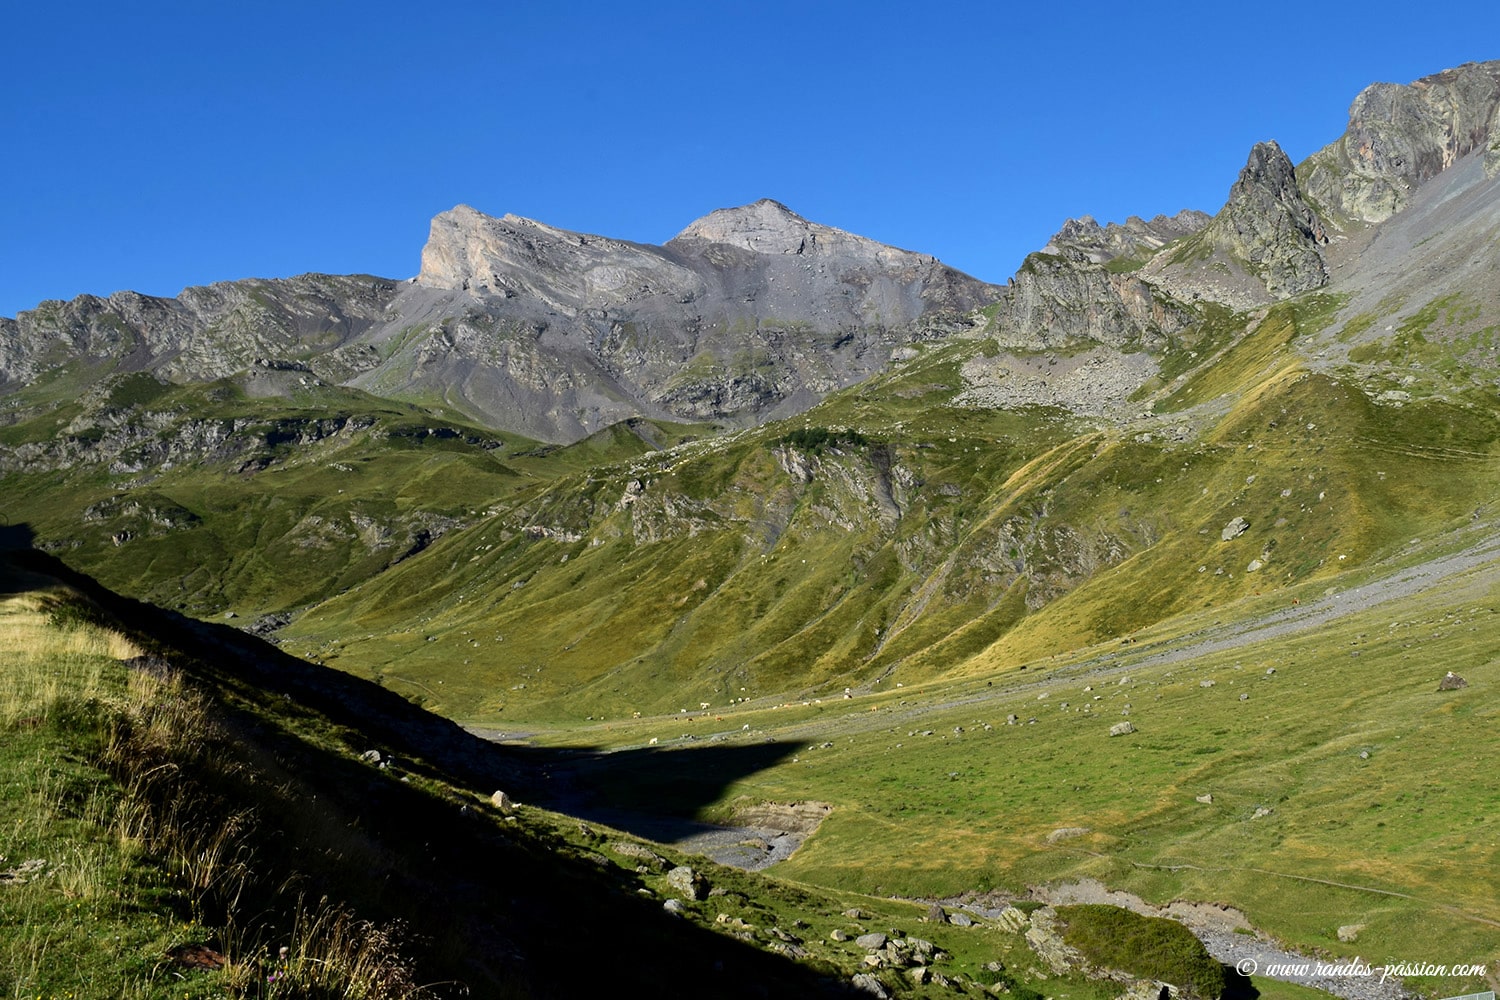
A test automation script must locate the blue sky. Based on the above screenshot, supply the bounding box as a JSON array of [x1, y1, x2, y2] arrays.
[[3, 1, 1497, 317]]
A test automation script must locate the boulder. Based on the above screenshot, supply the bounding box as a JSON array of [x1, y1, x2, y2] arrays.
[[996, 906, 1031, 932], [850, 973, 891, 998], [1221, 517, 1250, 541], [855, 932, 889, 951], [1109, 721, 1136, 737], [608, 841, 669, 871], [1438, 671, 1468, 691], [665, 865, 706, 900]]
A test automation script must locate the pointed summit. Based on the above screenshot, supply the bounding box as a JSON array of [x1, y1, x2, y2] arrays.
[[672, 199, 818, 254]]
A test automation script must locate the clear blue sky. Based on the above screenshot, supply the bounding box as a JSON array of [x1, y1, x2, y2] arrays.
[[3, 1, 1497, 318]]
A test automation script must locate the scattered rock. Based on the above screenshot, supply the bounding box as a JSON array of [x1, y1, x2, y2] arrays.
[[850, 972, 891, 998], [949, 912, 974, 927], [843, 907, 870, 920], [1196, 794, 1214, 804], [1338, 923, 1365, 943], [1109, 721, 1136, 737], [490, 790, 515, 812], [1200, 679, 1215, 688], [856, 932, 889, 951], [1438, 671, 1468, 691], [359, 749, 382, 764], [1252, 807, 1274, 819], [1247, 559, 1264, 572], [663, 898, 686, 915], [830, 928, 850, 942], [926, 902, 948, 923], [909, 966, 932, 985], [1006, 714, 1019, 725], [1221, 517, 1250, 541], [1239, 692, 1249, 701], [1046, 826, 1090, 843]]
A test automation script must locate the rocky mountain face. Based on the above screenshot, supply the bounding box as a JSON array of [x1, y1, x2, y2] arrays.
[[969, 212, 1209, 354], [1300, 60, 1500, 223], [0, 275, 400, 391], [2, 201, 999, 443], [381, 199, 1000, 439]]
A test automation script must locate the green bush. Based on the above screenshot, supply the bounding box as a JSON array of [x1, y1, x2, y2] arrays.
[[774, 426, 870, 452], [1057, 904, 1225, 999]]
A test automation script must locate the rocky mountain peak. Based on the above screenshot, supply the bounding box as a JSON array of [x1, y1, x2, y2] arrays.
[[672, 199, 813, 252], [1142, 140, 1328, 306], [1219, 140, 1329, 297], [1300, 60, 1500, 223]]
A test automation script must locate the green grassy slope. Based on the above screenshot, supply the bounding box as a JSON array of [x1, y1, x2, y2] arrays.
[[279, 299, 1500, 725], [521, 518, 1500, 998]]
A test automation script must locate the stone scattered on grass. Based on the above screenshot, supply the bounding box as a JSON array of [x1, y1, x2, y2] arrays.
[[1221, 516, 1250, 541]]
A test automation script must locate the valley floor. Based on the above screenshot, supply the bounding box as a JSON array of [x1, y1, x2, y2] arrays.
[[502, 516, 1500, 1000]]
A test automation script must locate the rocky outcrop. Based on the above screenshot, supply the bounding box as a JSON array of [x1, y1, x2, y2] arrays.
[[1301, 61, 1500, 222], [977, 210, 1206, 353], [994, 252, 1195, 351], [1144, 141, 1327, 306], [1214, 141, 1328, 297], [1041, 211, 1209, 266]]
